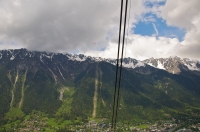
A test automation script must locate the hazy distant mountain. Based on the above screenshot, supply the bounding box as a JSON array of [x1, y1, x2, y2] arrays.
[[0, 48, 200, 125]]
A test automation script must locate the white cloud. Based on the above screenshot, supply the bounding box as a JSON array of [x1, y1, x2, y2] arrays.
[[0, 0, 200, 61], [159, 0, 200, 60], [84, 0, 200, 61], [0, 43, 22, 50], [160, 0, 200, 29], [83, 34, 179, 60], [0, 0, 145, 53]]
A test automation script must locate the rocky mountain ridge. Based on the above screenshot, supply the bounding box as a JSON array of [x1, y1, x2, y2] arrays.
[[1, 48, 199, 74], [143, 56, 200, 74]]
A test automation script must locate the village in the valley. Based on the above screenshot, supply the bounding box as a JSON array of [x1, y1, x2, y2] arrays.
[[4, 112, 200, 132]]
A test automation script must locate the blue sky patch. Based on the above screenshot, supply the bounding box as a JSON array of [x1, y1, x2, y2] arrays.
[[133, 14, 186, 41], [133, 22, 156, 36], [144, 0, 166, 8]]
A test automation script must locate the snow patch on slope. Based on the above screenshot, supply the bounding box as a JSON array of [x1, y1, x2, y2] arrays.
[[185, 62, 200, 71], [47, 67, 57, 84], [57, 66, 65, 81], [10, 56, 15, 60], [144, 57, 200, 73], [29, 52, 35, 57], [122, 60, 145, 69], [40, 54, 44, 63], [43, 54, 51, 59], [42, 53, 54, 61], [136, 61, 145, 67], [10, 52, 19, 60], [157, 60, 165, 70], [146, 63, 154, 67], [66, 54, 86, 62]]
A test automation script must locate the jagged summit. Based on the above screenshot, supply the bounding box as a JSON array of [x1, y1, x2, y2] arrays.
[[0, 48, 145, 70], [0, 48, 200, 74], [143, 56, 200, 74]]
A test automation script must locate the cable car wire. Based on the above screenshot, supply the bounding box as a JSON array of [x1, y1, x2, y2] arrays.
[[111, 0, 129, 131], [111, 0, 124, 130], [114, 0, 128, 130], [124, 0, 131, 58]]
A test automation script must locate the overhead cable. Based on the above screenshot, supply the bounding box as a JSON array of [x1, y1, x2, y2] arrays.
[[111, 0, 129, 131]]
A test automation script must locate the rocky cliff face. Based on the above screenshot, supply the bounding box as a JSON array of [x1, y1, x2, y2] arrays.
[[143, 56, 200, 74]]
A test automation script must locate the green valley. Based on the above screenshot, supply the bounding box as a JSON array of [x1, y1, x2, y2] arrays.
[[0, 49, 200, 131]]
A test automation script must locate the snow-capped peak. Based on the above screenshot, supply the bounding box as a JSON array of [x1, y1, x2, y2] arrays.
[[121, 57, 145, 69], [0, 49, 200, 74], [66, 54, 87, 62], [143, 57, 200, 74]]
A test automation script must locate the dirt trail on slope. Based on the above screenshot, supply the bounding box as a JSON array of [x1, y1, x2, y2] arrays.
[[8, 70, 19, 108], [19, 69, 28, 108], [92, 64, 99, 118], [59, 90, 64, 101], [59, 87, 69, 101], [57, 66, 66, 81]]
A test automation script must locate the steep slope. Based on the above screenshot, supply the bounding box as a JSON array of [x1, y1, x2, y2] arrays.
[[0, 49, 109, 122], [0, 49, 200, 124], [0, 65, 61, 120], [0, 49, 91, 121], [71, 61, 200, 122]]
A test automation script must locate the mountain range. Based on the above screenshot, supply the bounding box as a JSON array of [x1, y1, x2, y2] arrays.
[[0, 48, 200, 125]]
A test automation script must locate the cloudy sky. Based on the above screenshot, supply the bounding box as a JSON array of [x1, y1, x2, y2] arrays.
[[0, 0, 200, 60]]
